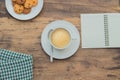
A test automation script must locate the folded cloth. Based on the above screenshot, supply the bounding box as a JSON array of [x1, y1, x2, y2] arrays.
[[0, 48, 33, 80]]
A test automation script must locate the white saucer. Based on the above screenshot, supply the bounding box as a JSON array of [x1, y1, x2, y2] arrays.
[[5, 0, 44, 20], [41, 20, 80, 59]]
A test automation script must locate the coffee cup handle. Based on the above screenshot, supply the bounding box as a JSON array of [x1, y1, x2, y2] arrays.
[[71, 32, 77, 40], [66, 28, 77, 40]]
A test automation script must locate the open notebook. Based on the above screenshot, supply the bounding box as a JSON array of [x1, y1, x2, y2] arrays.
[[81, 13, 120, 48]]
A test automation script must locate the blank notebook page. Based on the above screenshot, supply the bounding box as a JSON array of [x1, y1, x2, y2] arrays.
[[81, 13, 120, 48], [108, 14, 120, 47]]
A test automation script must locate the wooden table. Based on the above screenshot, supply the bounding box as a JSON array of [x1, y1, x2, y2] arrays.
[[0, 0, 120, 80]]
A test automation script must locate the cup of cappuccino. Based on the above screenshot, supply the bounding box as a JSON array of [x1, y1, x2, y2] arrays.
[[49, 28, 71, 50]]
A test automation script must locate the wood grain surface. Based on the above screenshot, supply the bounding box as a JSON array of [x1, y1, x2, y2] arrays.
[[0, 0, 120, 80]]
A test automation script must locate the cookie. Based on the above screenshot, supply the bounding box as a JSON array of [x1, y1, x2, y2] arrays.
[[23, 8, 31, 14], [24, 0, 33, 8], [12, 0, 17, 2], [31, 0, 38, 7], [12, 1, 16, 6], [16, 0, 26, 5], [14, 4, 24, 14]]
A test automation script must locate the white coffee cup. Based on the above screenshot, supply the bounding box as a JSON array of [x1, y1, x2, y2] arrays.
[[49, 28, 72, 50]]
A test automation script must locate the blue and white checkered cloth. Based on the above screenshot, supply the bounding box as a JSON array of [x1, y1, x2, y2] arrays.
[[0, 48, 33, 80]]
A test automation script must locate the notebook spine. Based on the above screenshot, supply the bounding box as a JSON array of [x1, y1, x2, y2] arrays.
[[104, 15, 109, 46]]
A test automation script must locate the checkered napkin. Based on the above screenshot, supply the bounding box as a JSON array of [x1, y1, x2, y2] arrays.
[[0, 48, 33, 80]]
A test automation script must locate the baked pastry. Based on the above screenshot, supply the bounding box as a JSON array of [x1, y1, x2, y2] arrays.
[[14, 4, 24, 14], [12, 0, 38, 14], [24, 0, 33, 8], [12, 0, 16, 2], [16, 0, 26, 5], [12, 1, 16, 6], [31, 0, 38, 7], [23, 8, 31, 14]]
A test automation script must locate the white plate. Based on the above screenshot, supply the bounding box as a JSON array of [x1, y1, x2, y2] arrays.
[[5, 0, 44, 20], [41, 20, 80, 59]]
